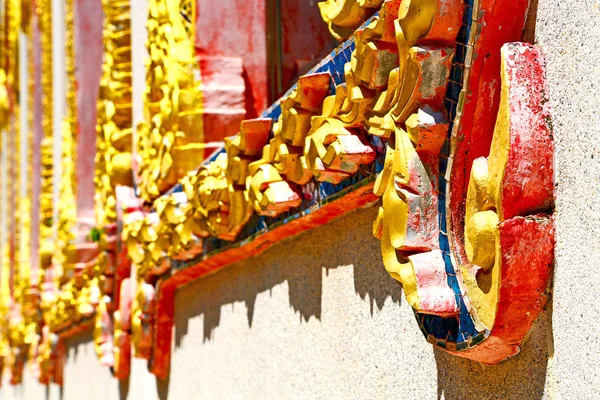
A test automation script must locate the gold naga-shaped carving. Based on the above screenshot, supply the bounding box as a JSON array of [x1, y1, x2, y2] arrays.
[[366, 0, 462, 316], [95, 0, 134, 229], [318, 0, 384, 40], [137, 0, 205, 201]]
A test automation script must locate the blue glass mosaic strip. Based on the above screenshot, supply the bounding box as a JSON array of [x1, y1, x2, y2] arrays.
[[414, 0, 483, 350]]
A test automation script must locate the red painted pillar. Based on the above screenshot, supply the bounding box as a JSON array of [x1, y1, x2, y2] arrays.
[[74, 0, 103, 221], [195, 0, 268, 117]]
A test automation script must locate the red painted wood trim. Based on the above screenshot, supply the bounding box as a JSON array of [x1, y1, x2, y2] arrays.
[[449, 42, 554, 363], [451, 215, 554, 363], [449, 0, 531, 265]]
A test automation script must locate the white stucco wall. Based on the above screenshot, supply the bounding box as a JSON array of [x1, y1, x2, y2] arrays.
[[1, 0, 600, 398], [535, 0, 600, 398]]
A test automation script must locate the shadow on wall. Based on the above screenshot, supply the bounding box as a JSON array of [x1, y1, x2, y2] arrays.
[[173, 206, 552, 398], [435, 306, 553, 399], [173, 205, 403, 344]]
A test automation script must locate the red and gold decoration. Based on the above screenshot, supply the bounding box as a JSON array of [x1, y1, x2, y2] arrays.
[[0, 0, 554, 383]]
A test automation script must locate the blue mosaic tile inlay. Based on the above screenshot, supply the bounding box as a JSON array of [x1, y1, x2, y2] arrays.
[[414, 0, 484, 350]]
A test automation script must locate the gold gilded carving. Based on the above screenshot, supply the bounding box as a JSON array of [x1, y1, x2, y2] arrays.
[[319, 0, 384, 41], [246, 75, 331, 216], [181, 153, 247, 241], [91, 0, 136, 368], [155, 192, 194, 258], [122, 211, 167, 280], [368, 0, 462, 315], [0, 0, 39, 384], [96, 0, 133, 228], [138, 0, 204, 201], [38, 0, 54, 271], [223, 119, 272, 230], [0, 70, 8, 131], [131, 281, 155, 359]]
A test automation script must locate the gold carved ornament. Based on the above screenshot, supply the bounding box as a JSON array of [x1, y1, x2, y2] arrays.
[[0, 0, 38, 381], [121, 209, 160, 359], [125, 0, 202, 358], [37, 0, 55, 365], [318, 0, 384, 41], [95, 0, 134, 230], [22, 2, 39, 372], [137, 0, 204, 202], [92, 0, 136, 366], [0, 0, 31, 383], [331, 0, 462, 315]]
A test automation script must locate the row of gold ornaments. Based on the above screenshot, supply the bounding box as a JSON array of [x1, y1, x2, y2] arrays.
[[136, 0, 203, 202], [34, 0, 81, 383], [48, 0, 79, 328], [95, 0, 134, 229], [120, 0, 195, 341], [0, 1, 42, 384], [92, 0, 135, 367], [121, 4, 400, 278], [37, 0, 57, 374], [121, 0, 464, 329], [120, 11, 417, 320], [1, 0, 29, 384]]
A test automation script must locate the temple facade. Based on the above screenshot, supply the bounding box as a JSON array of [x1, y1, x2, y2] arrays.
[[0, 0, 597, 398]]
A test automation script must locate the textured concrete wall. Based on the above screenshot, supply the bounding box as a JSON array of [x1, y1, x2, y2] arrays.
[[0, 207, 554, 399], [535, 0, 600, 397], [1, 0, 600, 398]]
